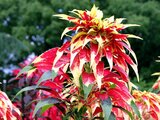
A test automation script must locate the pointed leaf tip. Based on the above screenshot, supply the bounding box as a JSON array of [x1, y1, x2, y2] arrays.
[[16, 65, 34, 78], [37, 70, 57, 87], [33, 98, 60, 117], [127, 34, 143, 40], [130, 100, 141, 119]]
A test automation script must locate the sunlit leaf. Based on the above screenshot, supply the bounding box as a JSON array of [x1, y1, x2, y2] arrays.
[[37, 70, 57, 86], [41, 104, 54, 115], [16, 65, 34, 78], [123, 24, 140, 28], [61, 27, 74, 39], [127, 34, 143, 40]]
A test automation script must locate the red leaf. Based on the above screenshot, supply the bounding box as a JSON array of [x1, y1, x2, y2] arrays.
[[91, 42, 99, 53], [103, 46, 113, 70], [33, 48, 58, 71], [59, 41, 70, 52], [150, 111, 159, 120], [113, 65, 129, 82], [112, 34, 127, 40], [95, 61, 104, 88], [118, 51, 134, 65], [42, 81, 62, 92], [79, 47, 90, 62], [108, 88, 131, 101], [113, 55, 128, 73], [95, 91, 108, 100], [103, 77, 128, 92], [93, 107, 103, 116], [96, 62, 104, 76], [82, 72, 95, 86]]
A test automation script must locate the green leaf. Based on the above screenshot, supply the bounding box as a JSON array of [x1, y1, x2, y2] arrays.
[[13, 86, 37, 100], [16, 65, 33, 78], [37, 70, 57, 86], [101, 97, 112, 120], [79, 76, 84, 96], [108, 112, 116, 120], [83, 84, 93, 99], [33, 97, 60, 117], [41, 104, 54, 115], [113, 105, 133, 120], [110, 83, 116, 88], [12, 85, 49, 100], [130, 100, 141, 119], [121, 108, 133, 120], [78, 106, 87, 115]]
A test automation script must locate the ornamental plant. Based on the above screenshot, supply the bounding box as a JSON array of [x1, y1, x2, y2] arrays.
[[17, 5, 143, 119], [152, 56, 160, 94], [10, 54, 62, 119], [0, 90, 21, 120], [132, 90, 160, 120], [131, 57, 160, 120], [9, 54, 41, 119]]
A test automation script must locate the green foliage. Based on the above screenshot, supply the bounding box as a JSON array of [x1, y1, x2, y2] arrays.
[[101, 97, 112, 120], [0, 0, 93, 52], [130, 100, 141, 119], [0, 0, 94, 85], [37, 70, 57, 86], [33, 97, 60, 117], [16, 65, 34, 78], [0, 33, 29, 65]]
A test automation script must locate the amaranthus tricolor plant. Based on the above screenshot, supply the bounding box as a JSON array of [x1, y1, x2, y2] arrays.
[[132, 90, 160, 120], [0, 90, 21, 120], [16, 5, 144, 119], [152, 56, 160, 94], [10, 55, 62, 119]]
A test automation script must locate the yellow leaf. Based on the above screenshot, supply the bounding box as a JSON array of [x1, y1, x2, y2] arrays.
[[96, 10, 103, 19], [71, 67, 81, 87], [61, 27, 73, 40], [32, 56, 42, 64], [53, 14, 70, 20], [70, 9, 84, 18], [127, 34, 143, 40], [90, 5, 97, 18], [27, 68, 36, 77], [106, 16, 114, 23], [53, 50, 63, 67], [128, 81, 138, 92], [71, 31, 86, 44], [123, 24, 140, 28], [115, 18, 126, 24], [130, 64, 139, 82], [82, 36, 92, 48], [96, 35, 104, 50], [77, 102, 83, 111], [71, 38, 83, 51], [53, 14, 80, 23], [151, 72, 160, 76], [87, 28, 96, 34]]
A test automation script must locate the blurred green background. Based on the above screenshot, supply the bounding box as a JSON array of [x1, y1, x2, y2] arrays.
[[0, 0, 160, 91]]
